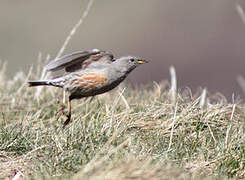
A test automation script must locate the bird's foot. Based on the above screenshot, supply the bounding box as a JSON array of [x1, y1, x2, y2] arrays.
[[63, 113, 71, 128]]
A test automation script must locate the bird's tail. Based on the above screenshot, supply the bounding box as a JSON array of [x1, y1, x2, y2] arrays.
[[28, 80, 50, 87], [28, 79, 64, 87]]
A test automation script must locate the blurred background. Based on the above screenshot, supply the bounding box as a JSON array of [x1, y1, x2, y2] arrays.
[[1, 0, 245, 100]]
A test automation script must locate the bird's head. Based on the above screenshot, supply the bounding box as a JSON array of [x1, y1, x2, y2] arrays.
[[114, 56, 148, 73]]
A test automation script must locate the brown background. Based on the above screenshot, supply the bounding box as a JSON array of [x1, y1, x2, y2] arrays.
[[1, 0, 245, 100]]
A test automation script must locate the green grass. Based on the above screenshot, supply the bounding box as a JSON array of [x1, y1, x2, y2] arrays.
[[0, 65, 245, 179]]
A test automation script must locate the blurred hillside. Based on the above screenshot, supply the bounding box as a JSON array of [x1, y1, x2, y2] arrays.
[[0, 0, 245, 99]]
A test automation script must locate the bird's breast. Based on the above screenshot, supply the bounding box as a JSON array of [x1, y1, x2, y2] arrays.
[[69, 72, 108, 90], [65, 70, 127, 99]]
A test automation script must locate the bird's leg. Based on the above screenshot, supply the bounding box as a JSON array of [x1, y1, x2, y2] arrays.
[[56, 90, 66, 120], [63, 99, 71, 127], [63, 90, 66, 104]]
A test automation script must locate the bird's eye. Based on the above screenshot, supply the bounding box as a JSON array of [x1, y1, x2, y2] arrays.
[[130, 58, 134, 62]]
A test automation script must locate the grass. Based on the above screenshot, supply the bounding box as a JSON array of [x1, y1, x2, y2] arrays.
[[2, 1, 245, 179], [0, 62, 245, 179]]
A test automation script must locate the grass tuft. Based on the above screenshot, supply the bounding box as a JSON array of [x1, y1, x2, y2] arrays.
[[0, 62, 245, 179]]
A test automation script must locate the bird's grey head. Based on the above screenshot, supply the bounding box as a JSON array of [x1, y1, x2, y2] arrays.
[[113, 56, 148, 74]]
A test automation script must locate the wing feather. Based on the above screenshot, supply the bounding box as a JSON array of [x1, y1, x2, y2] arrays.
[[45, 49, 113, 72]]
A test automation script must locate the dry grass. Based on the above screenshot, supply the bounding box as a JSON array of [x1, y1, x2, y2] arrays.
[[2, 1, 245, 179], [0, 61, 244, 180]]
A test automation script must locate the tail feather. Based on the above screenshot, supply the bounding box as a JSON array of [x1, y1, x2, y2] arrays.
[[28, 80, 49, 87]]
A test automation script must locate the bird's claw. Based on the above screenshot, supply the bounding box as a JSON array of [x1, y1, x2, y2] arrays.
[[63, 114, 71, 128]]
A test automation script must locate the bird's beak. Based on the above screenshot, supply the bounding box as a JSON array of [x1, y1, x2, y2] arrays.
[[137, 59, 148, 64]]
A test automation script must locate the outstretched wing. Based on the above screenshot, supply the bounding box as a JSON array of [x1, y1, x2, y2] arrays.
[[45, 49, 114, 72]]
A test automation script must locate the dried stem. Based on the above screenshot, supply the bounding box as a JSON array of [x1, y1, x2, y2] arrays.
[[56, 0, 95, 59]]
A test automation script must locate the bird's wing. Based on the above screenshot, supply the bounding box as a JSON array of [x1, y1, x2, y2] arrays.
[[45, 49, 114, 72]]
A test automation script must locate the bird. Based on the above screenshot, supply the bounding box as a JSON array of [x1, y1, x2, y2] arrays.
[[28, 49, 148, 127]]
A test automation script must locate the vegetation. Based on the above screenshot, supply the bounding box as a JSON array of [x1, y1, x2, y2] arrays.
[[0, 62, 244, 179], [1, 2, 245, 179]]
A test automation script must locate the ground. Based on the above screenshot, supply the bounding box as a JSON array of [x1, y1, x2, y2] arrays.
[[0, 64, 245, 179]]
